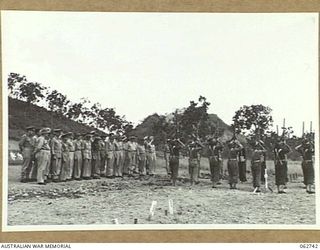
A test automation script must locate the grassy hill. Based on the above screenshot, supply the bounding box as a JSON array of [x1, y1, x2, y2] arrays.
[[8, 97, 102, 140]]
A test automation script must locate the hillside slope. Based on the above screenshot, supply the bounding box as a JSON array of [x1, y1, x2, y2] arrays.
[[8, 98, 101, 140]]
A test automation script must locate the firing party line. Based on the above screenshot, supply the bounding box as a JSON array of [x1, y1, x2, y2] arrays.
[[18, 120, 315, 194]]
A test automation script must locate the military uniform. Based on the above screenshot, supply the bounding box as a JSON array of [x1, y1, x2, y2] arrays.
[[136, 142, 146, 175], [274, 141, 290, 193], [113, 139, 122, 177], [118, 140, 125, 176], [50, 135, 62, 182], [19, 130, 35, 182], [251, 143, 266, 192], [238, 147, 247, 182], [105, 138, 115, 177], [169, 140, 183, 186], [73, 137, 83, 180], [33, 128, 51, 184], [60, 136, 70, 182], [66, 136, 75, 180], [91, 138, 101, 178], [207, 140, 223, 188], [99, 138, 106, 177], [82, 137, 92, 179], [189, 143, 202, 185], [296, 140, 315, 193], [164, 143, 171, 175], [30, 132, 40, 180], [227, 140, 243, 189]]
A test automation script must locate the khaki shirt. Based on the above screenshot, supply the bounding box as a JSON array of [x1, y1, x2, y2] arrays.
[[50, 137, 62, 158], [82, 140, 92, 159], [34, 136, 50, 153]]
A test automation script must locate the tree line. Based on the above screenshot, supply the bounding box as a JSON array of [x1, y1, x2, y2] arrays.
[[8, 73, 133, 134]]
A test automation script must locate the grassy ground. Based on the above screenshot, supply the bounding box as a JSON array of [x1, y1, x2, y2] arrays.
[[6, 157, 315, 226]]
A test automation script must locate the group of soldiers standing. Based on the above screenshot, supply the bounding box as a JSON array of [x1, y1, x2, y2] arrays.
[[164, 133, 315, 194], [19, 126, 157, 185], [18, 125, 315, 194]]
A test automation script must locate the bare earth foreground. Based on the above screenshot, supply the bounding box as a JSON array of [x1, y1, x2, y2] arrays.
[[6, 158, 316, 226]]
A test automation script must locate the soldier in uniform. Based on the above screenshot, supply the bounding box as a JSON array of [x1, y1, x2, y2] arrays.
[[91, 136, 102, 179], [99, 135, 107, 177], [251, 139, 267, 193], [295, 136, 315, 194], [123, 137, 130, 176], [30, 128, 41, 181], [144, 136, 152, 175], [164, 139, 171, 176], [207, 137, 223, 188], [118, 136, 126, 176], [227, 136, 243, 189], [82, 133, 92, 180], [50, 129, 62, 182], [188, 139, 204, 186], [106, 133, 115, 178], [148, 136, 157, 176], [113, 135, 122, 177], [238, 147, 247, 182], [169, 138, 185, 186], [19, 126, 35, 182], [73, 133, 83, 180], [33, 128, 51, 185], [136, 137, 147, 176], [60, 132, 70, 182], [66, 132, 75, 181], [274, 137, 291, 194]]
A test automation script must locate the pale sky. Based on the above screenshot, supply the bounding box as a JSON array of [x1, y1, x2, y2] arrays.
[[2, 11, 318, 135]]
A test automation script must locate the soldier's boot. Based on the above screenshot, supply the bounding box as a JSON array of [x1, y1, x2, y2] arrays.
[[256, 187, 261, 193], [278, 185, 286, 194], [307, 184, 315, 194]]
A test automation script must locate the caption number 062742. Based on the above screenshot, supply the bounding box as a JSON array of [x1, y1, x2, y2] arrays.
[[300, 244, 319, 249]]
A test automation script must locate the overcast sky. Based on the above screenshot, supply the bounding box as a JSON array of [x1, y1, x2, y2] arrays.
[[2, 11, 318, 135]]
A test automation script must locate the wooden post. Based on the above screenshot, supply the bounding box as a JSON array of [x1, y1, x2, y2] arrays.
[[148, 201, 157, 221], [168, 199, 174, 215]]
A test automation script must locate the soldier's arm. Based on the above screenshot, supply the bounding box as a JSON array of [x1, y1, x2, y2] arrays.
[[18, 135, 26, 152]]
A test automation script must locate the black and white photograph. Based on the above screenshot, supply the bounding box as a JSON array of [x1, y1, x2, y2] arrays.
[[1, 11, 319, 231]]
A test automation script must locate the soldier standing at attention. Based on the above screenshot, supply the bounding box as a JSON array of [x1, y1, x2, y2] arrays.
[[118, 136, 126, 176], [169, 138, 185, 186], [106, 133, 115, 178], [60, 133, 70, 182], [227, 136, 243, 189], [113, 135, 121, 177], [136, 137, 147, 176], [19, 126, 35, 183], [82, 133, 92, 180], [50, 129, 62, 183], [207, 137, 223, 188], [33, 128, 51, 185], [30, 128, 41, 182], [66, 132, 75, 181], [144, 136, 152, 175], [73, 133, 83, 180], [149, 136, 157, 176], [295, 137, 315, 194], [251, 139, 267, 193], [131, 137, 138, 173], [99, 135, 107, 177], [274, 137, 291, 194], [164, 139, 171, 176], [91, 136, 102, 179], [188, 139, 204, 186], [238, 146, 247, 183], [123, 137, 130, 176]]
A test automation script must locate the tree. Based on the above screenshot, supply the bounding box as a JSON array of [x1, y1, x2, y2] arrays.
[[231, 104, 273, 138], [18, 81, 46, 105], [179, 95, 211, 140], [7, 73, 27, 98], [46, 89, 70, 116]]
